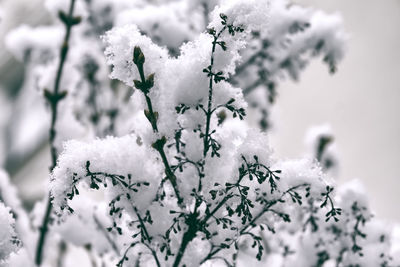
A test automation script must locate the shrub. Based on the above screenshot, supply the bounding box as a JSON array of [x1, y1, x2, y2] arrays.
[[1, 0, 398, 266]]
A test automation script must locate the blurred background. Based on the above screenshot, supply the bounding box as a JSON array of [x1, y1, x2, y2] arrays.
[[0, 0, 399, 222], [274, 0, 400, 222]]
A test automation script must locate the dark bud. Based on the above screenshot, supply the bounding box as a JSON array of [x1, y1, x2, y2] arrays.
[[153, 111, 159, 122], [220, 13, 228, 24], [58, 11, 81, 26], [133, 46, 141, 61], [58, 90, 68, 100], [58, 11, 69, 25], [43, 89, 53, 102], [137, 53, 145, 65], [43, 89, 68, 104], [146, 73, 155, 89], [217, 110, 227, 126], [207, 27, 216, 35], [70, 16, 82, 26], [90, 182, 99, 190], [227, 98, 235, 104], [152, 136, 167, 151], [144, 109, 151, 122], [133, 80, 143, 89], [133, 46, 145, 65]]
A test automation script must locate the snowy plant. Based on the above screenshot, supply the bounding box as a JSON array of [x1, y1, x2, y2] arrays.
[[3, 0, 347, 150], [0, 201, 20, 263], [50, 18, 338, 267], [0, 171, 33, 267], [0, 0, 399, 266], [45, 0, 374, 265]]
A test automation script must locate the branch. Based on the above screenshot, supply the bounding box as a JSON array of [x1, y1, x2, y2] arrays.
[[203, 25, 227, 157], [132, 207, 161, 267], [132, 46, 183, 204], [35, 0, 80, 265], [200, 183, 310, 264], [93, 215, 120, 256]]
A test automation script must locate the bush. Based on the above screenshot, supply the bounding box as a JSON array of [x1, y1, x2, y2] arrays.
[[0, 0, 398, 266]]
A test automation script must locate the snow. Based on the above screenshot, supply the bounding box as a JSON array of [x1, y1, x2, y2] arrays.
[[2, 0, 398, 266], [0, 202, 20, 262], [5, 25, 63, 62], [50, 134, 163, 213]]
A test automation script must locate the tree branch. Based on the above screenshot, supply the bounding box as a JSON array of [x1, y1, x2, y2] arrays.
[[35, 0, 80, 265]]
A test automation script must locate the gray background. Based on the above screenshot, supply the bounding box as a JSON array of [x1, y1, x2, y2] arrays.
[[273, 0, 400, 222]]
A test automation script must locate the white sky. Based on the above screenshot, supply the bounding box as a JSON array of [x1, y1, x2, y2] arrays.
[[272, 0, 400, 222]]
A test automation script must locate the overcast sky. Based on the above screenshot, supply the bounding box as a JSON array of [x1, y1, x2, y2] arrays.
[[272, 0, 400, 222]]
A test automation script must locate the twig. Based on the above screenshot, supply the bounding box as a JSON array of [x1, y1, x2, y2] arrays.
[[93, 215, 120, 256], [200, 183, 310, 263], [132, 47, 182, 204], [203, 25, 227, 157], [35, 0, 80, 265]]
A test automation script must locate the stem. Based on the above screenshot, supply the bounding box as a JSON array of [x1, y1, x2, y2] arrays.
[[201, 2, 209, 29], [35, 0, 77, 265], [172, 214, 198, 267], [172, 232, 192, 267], [93, 215, 120, 256], [144, 243, 161, 267], [117, 242, 139, 267], [134, 209, 151, 241], [242, 78, 263, 96], [85, 246, 98, 267], [133, 58, 182, 203], [200, 184, 310, 264], [203, 26, 226, 157], [234, 50, 264, 77], [173, 154, 246, 266], [172, 182, 204, 266], [202, 192, 233, 223], [56, 241, 67, 267], [133, 208, 161, 267]]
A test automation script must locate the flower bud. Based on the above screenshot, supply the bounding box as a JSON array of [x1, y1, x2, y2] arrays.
[[133, 46, 145, 65], [146, 73, 155, 89]]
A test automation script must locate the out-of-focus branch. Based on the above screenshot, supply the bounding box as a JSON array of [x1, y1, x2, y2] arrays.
[[35, 0, 80, 265]]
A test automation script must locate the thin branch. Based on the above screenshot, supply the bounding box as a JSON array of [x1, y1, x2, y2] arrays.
[[203, 26, 227, 157], [132, 207, 161, 267], [242, 78, 263, 96], [116, 242, 140, 267], [93, 215, 120, 256], [132, 47, 182, 204], [35, 0, 80, 265], [200, 183, 310, 264]]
